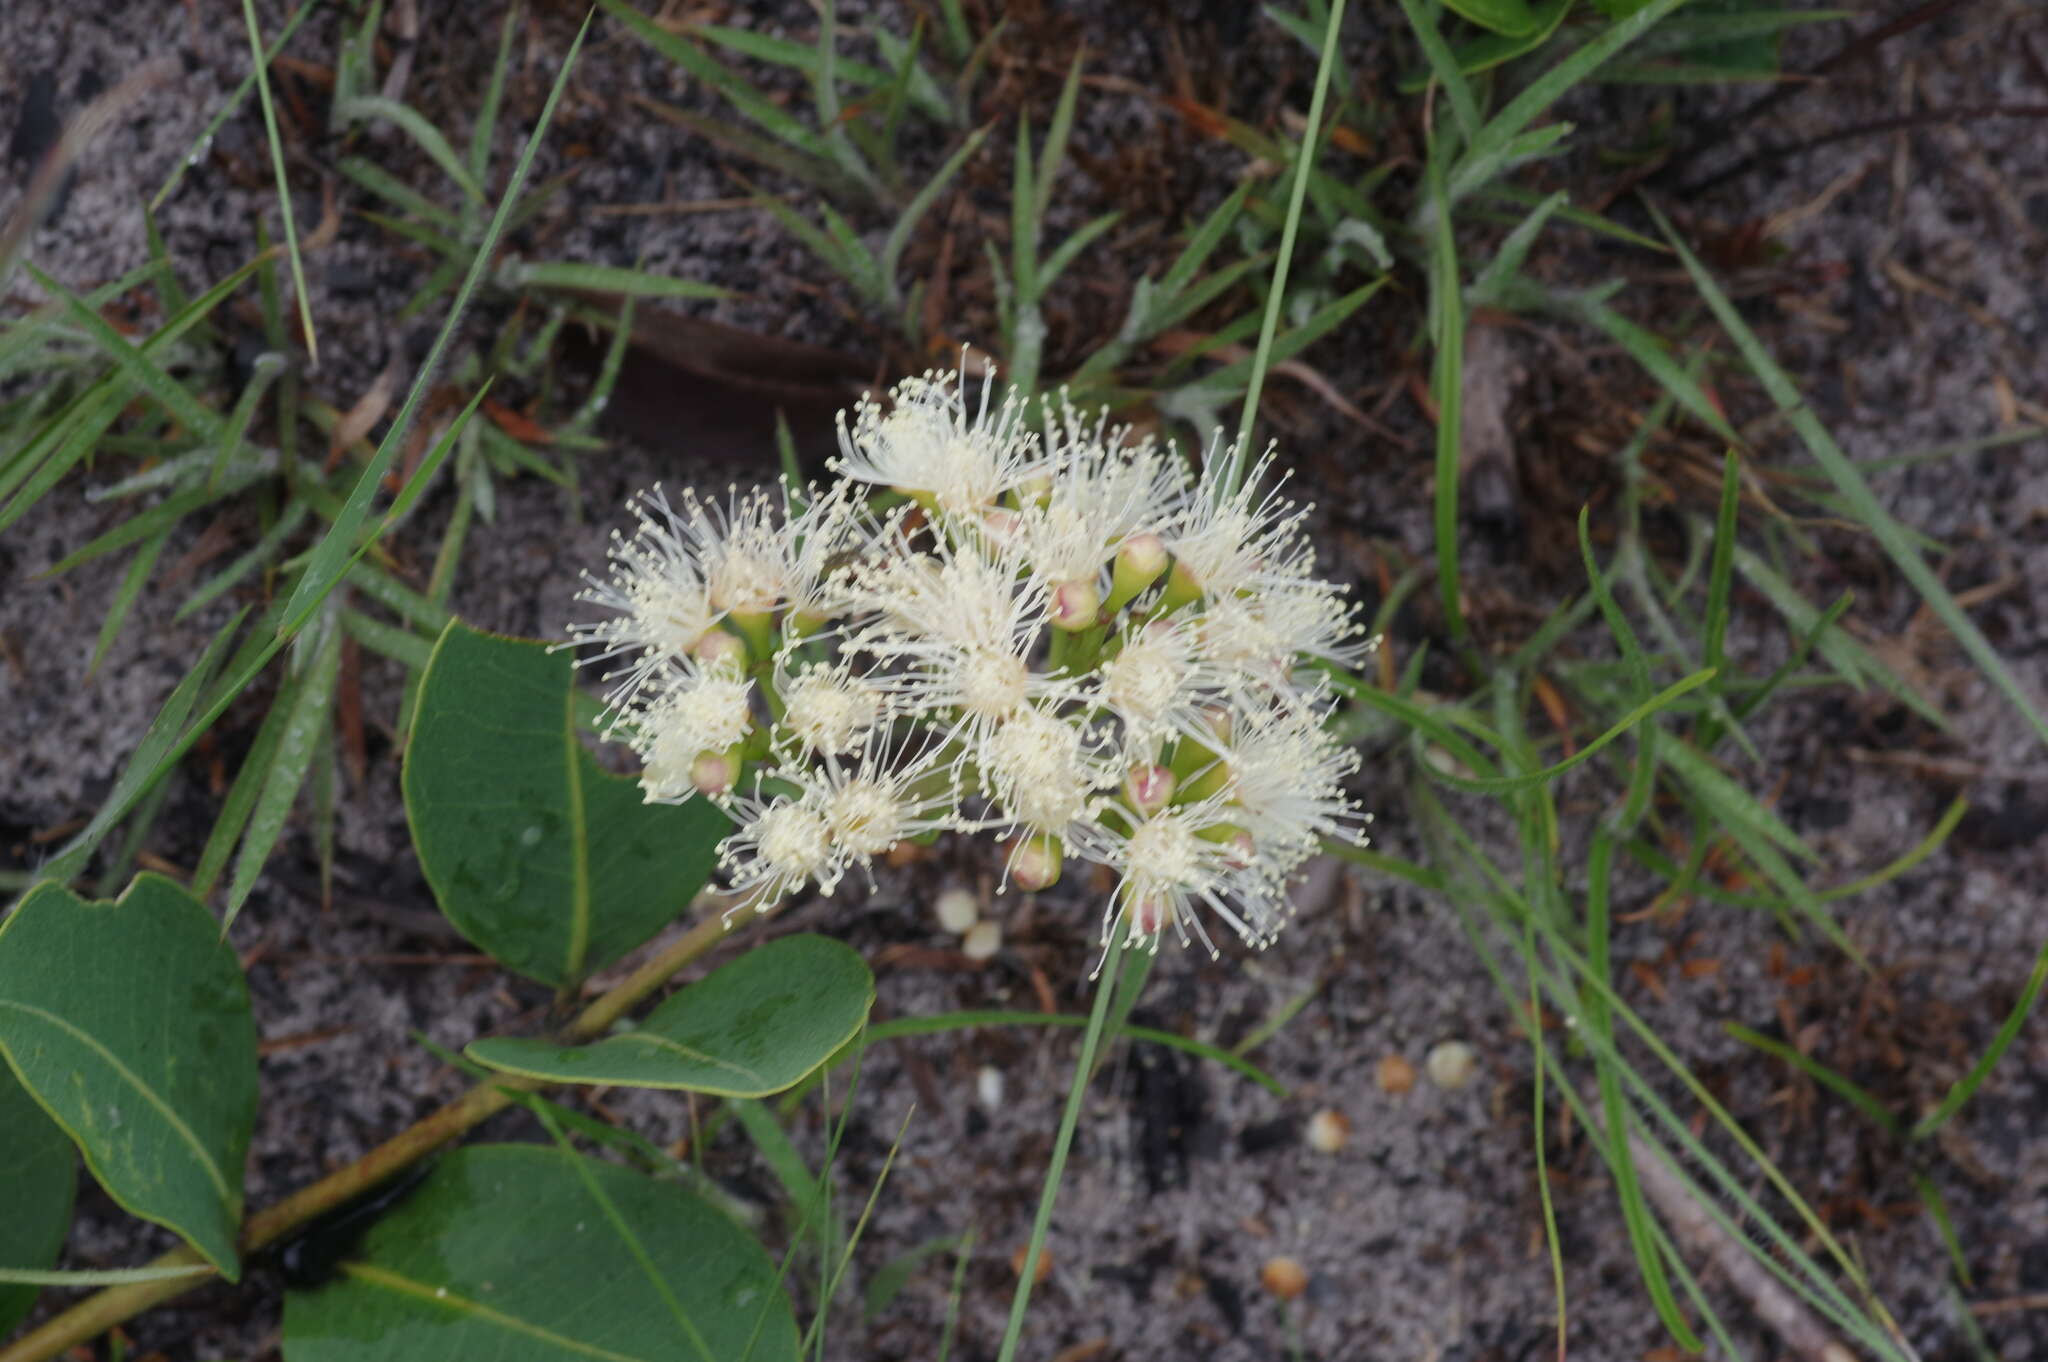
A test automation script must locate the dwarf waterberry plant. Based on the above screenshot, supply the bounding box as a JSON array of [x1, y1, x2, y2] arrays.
[[7, 0, 2046, 1358], [570, 364, 1376, 960]]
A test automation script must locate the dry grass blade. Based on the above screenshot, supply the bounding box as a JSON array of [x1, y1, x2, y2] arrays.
[[0, 58, 180, 294]]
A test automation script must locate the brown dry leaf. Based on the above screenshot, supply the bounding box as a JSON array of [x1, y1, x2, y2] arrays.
[[1459, 322, 1523, 531], [560, 306, 871, 471], [326, 353, 403, 471], [484, 396, 553, 445]]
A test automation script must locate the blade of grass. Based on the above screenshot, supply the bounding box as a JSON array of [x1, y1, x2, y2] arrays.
[[38, 609, 249, 885], [1394, 0, 1482, 141], [211, 353, 286, 490], [1912, 935, 2048, 1139], [1816, 792, 1964, 904], [27, 264, 227, 442], [504, 259, 729, 301], [333, 95, 485, 207], [1449, 0, 1692, 202], [223, 614, 343, 928], [880, 123, 991, 302], [467, 3, 521, 187], [176, 499, 311, 623], [281, 16, 593, 638], [189, 658, 304, 899], [1, 251, 272, 531], [1725, 1023, 1901, 1135], [88, 525, 174, 676], [240, 0, 318, 365], [1652, 199, 2048, 750], [1728, 545, 1940, 725], [1427, 669, 1715, 793], [1427, 152, 1467, 643], [338, 156, 461, 232], [995, 933, 1123, 1362], [1230, 0, 1347, 494], [1701, 449, 1741, 681], [152, 0, 320, 210]]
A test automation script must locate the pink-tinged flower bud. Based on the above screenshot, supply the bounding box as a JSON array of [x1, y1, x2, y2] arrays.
[[1129, 894, 1169, 937], [1196, 820, 1257, 869], [689, 748, 740, 797], [691, 627, 748, 669], [1124, 764, 1176, 816], [979, 506, 1023, 544], [1049, 577, 1102, 632], [1010, 834, 1063, 892]]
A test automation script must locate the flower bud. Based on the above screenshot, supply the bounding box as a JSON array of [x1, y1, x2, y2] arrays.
[[1013, 471, 1054, 510], [1049, 577, 1102, 632], [689, 745, 742, 798], [785, 608, 833, 640], [1157, 558, 1205, 614], [1011, 834, 1062, 892], [1127, 894, 1169, 938], [1197, 820, 1257, 868], [1104, 533, 1168, 613], [1123, 764, 1176, 816], [691, 627, 748, 669], [726, 609, 777, 664]]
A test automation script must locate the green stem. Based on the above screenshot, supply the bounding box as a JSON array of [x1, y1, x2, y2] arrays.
[[996, 929, 1127, 1362]]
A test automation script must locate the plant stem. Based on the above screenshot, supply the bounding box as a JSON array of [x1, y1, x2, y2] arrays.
[[995, 928, 1127, 1362], [0, 901, 757, 1362]]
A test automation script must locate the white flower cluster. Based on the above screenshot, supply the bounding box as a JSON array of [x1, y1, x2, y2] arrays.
[[570, 365, 1374, 957]]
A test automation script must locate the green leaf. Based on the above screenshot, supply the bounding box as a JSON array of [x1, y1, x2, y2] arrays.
[[467, 935, 873, 1096], [0, 1064, 75, 1335], [403, 621, 730, 988], [1443, 0, 1543, 36], [0, 875, 258, 1278], [281, 1144, 800, 1362]]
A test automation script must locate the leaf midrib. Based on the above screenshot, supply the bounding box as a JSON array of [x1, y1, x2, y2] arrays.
[[0, 1000, 230, 1201], [342, 1262, 654, 1361]]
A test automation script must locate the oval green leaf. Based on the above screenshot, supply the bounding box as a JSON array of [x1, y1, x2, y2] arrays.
[[0, 1064, 76, 1335], [467, 935, 873, 1095], [403, 620, 731, 988], [0, 875, 257, 1278], [282, 1144, 799, 1362], [1441, 0, 1543, 36]]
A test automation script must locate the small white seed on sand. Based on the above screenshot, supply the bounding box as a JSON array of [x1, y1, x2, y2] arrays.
[[1425, 1040, 1478, 1090], [962, 919, 1002, 961], [934, 886, 979, 935], [1305, 1108, 1351, 1153]]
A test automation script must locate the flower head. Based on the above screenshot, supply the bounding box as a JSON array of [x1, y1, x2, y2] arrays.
[[977, 700, 1112, 840], [577, 362, 1374, 953], [567, 486, 722, 708], [622, 659, 754, 804], [833, 365, 1046, 518], [1166, 442, 1319, 600], [1071, 797, 1287, 956]]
